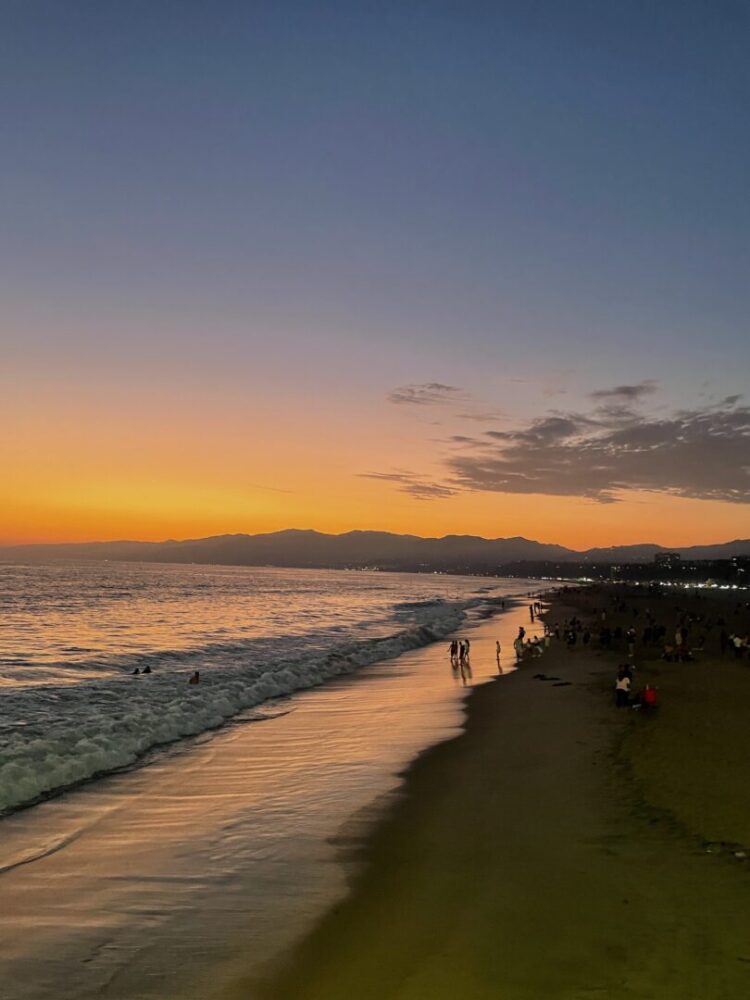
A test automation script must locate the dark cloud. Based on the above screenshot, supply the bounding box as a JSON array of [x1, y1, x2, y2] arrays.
[[588, 380, 659, 402], [358, 471, 458, 500], [387, 383, 463, 406], [447, 399, 750, 504]]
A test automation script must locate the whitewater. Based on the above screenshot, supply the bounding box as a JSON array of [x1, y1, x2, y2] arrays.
[[0, 561, 523, 814]]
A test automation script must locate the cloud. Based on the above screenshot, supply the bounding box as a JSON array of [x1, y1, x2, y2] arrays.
[[387, 383, 464, 406], [456, 409, 506, 423], [588, 380, 659, 402], [248, 482, 296, 494], [358, 471, 459, 500], [446, 398, 750, 504]]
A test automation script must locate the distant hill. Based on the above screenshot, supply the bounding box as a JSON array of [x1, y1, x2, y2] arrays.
[[1, 529, 748, 573]]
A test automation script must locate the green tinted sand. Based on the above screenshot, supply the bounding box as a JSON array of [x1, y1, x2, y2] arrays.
[[221, 591, 750, 1000]]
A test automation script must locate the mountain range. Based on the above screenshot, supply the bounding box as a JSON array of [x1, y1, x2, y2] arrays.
[[1, 529, 748, 572]]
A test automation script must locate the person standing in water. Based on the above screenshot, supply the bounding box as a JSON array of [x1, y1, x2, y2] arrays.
[[496, 640, 502, 673]]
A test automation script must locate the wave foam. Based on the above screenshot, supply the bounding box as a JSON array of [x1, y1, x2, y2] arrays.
[[0, 599, 479, 814]]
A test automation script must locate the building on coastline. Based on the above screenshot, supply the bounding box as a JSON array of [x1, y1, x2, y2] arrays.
[[654, 552, 681, 569]]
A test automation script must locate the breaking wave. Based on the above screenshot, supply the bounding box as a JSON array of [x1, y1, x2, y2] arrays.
[[0, 597, 488, 814]]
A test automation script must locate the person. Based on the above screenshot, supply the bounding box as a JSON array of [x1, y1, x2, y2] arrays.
[[143, 665, 152, 674], [449, 639, 459, 664], [495, 640, 501, 661], [529, 604, 535, 622], [640, 684, 658, 712], [513, 636, 524, 660], [518, 626, 526, 642], [464, 638, 471, 659], [189, 671, 200, 685], [132, 667, 140, 675], [626, 627, 636, 658], [614, 668, 630, 707]]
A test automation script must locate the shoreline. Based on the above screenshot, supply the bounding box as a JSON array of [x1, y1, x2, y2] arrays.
[[0, 585, 539, 1000], [238, 587, 750, 1000]]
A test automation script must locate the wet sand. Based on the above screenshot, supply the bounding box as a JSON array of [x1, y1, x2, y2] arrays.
[[0, 596, 536, 1000], [243, 589, 750, 1000]]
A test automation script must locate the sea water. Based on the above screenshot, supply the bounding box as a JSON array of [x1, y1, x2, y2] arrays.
[[0, 561, 544, 998], [0, 562, 525, 813]]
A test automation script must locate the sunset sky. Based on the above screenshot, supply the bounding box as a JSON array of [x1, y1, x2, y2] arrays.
[[2, 2, 748, 549]]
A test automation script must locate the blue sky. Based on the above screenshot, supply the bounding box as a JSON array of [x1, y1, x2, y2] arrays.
[[1, 1, 748, 544]]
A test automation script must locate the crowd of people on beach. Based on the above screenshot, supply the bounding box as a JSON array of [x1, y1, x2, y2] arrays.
[[554, 589, 750, 712]]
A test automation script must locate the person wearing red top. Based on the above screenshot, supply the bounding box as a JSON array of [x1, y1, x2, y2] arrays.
[[641, 684, 658, 712]]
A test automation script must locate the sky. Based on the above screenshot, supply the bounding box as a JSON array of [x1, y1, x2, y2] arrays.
[[2, 1, 749, 549]]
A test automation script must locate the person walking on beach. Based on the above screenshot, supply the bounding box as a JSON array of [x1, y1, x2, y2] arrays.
[[464, 638, 471, 660], [449, 639, 459, 665], [529, 604, 535, 622]]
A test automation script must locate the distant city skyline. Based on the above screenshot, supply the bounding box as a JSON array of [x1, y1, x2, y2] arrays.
[[2, 2, 748, 547]]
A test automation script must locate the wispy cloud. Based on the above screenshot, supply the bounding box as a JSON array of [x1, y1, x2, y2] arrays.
[[588, 380, 659, 402], [248, 482, 296, 494], [358, 471, 458, 500], [456, 409, 506, 423], [387, 383, 464, 406]]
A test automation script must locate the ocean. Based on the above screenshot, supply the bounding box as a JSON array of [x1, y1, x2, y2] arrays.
[[0, 561, 545, 998], [0, 561, 527, 813]]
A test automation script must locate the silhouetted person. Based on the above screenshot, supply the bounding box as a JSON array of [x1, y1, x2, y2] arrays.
[[189, 671, 200, 685]]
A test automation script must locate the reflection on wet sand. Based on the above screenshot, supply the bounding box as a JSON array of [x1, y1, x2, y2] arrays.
[[0, 603, 542, 1000]]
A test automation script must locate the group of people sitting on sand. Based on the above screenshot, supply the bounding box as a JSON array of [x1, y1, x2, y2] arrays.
[[513, 626, 548, 660], [614, 664, 658, 711]]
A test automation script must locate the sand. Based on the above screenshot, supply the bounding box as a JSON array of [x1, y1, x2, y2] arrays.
[[228, 587, 750, 1000]]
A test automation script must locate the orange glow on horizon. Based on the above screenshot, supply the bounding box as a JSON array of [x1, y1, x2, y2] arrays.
[[3, 366, 747, 551], [1, 484, 746, 551]]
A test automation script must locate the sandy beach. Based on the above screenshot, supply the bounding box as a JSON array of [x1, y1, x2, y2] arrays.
[[237, 587, 750, 1000]]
